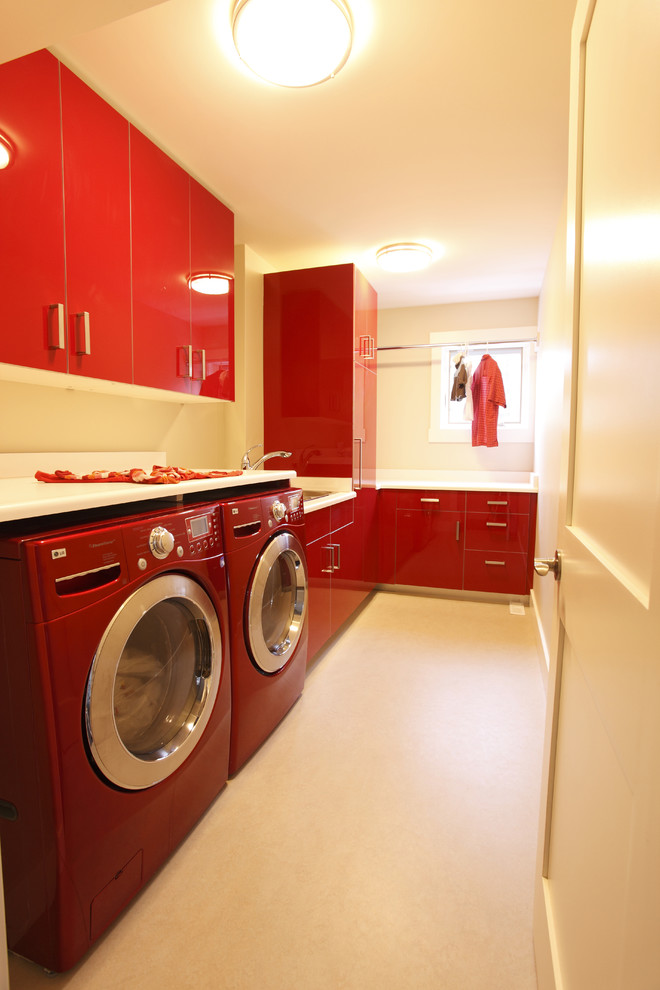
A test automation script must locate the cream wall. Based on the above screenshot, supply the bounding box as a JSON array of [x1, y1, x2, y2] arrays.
[[532, 201, 570, 675], [377, 297, 538, 473]]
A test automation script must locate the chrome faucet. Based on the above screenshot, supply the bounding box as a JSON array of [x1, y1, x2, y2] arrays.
[[241, 444, 292, 471]]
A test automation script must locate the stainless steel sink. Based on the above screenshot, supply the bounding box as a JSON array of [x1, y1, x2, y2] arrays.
[[301, 489, 333, 502]]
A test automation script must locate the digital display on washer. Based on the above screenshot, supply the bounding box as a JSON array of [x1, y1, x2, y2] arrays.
[[189, 515, 210, 539]]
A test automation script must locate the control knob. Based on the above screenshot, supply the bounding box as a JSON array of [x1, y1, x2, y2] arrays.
[[149, 526, 175, 559], [271, 500, 286, 522]]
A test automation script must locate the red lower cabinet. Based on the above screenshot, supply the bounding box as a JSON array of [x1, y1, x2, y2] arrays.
[[304, 493, 376, 661], [379, 489, 537, 596], [305, 535, 333, 660]]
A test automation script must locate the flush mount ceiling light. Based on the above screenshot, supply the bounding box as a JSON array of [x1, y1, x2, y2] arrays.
[[231, 0, 353, 88], [188, 273, 232, 295], [376, 242, 434, 273], [0, 134, 13, 170]]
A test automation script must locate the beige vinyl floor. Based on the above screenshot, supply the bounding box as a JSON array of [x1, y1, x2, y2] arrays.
[[8, 591, 546, 990]]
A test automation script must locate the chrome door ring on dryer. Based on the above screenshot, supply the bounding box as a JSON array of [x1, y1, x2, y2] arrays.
[[246, 531, 307, 674], [86, 573, 222, 790]]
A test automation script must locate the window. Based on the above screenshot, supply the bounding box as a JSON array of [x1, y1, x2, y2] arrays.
[[428, 328, 536, 443]]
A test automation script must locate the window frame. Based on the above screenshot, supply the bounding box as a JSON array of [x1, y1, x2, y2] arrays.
[[428, 327, 537, 444]]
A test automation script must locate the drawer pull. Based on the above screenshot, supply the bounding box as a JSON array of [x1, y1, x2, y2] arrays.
[[48, 303, 65, 350], [485, 560, 506, 566], [456, 520, 460, 541], [420, 498, 440, 503], [487, 500, 508, 506], [486, 521, 507, 528]]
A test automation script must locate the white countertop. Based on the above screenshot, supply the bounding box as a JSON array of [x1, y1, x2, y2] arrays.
[[375, 471, 538, 493], [0, 471, 295, 524]]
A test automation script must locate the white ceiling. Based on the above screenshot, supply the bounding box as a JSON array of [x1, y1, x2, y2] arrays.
[[3, 0, 577, 309]]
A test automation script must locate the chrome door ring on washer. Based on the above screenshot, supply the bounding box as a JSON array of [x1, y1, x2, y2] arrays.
[[85, 573, 222, 790], [246, 531, 307, 674]]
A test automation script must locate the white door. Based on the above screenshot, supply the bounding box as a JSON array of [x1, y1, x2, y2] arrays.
[[534, 0, 660, 987]]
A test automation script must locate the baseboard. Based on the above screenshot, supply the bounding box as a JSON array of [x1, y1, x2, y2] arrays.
[[529, 588, 550, 693]]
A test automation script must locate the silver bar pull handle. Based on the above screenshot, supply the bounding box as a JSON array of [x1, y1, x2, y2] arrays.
[[420, 498, 440, 503], [75, 311, 91, 355], [48, 303, 65, 350], [487, 500, 508, 506], [485, 560, 506, 566], [193, 349, 207, 381], [486, 521, 507, 528], [321, 545, 335, 574], [330, 543, 341, 571], [456, 520, 460, 541]]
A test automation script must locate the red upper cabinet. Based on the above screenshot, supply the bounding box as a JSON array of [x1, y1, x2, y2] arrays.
[[190, 179, 235, 401], [1, 48, 235, 398], [264, 263, 377, 479], [60, 66, 132, 384], [130, 126, 192, 393], [0, 50, 66, 373]]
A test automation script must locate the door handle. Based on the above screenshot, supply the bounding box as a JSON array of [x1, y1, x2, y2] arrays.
[[534, 550, 562, 580]]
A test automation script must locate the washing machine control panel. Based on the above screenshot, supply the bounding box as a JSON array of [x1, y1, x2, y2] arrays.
[[129, 506, 222, 575]]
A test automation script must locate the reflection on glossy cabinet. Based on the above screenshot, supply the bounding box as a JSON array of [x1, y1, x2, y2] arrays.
[[0, 50, 66, 373]]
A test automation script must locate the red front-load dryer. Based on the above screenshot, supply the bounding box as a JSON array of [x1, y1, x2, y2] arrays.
[[0, 502, 231, 972], [220, 488, 308, 775]]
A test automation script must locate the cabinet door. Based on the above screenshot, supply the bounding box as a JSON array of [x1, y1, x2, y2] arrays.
[[264, 265, 355, 477], [190, 179, 234, 400], [60, 66, 132, 383], [0, 50, 66, 373], [305, 507, 333, 662], [329, 512, 365, 633], [131, 127, 191, 393], [395, 507, 465, 589]]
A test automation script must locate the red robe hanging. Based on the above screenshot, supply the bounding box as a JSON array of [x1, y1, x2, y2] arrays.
[[470, 354, 506, 447]]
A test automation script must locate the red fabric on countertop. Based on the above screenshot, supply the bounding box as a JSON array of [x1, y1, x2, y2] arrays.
[[35, 465, 243, 485]]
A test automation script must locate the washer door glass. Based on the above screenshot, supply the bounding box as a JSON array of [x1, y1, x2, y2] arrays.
[[247, 532, 307, 674], [86, 574, 222, 790]]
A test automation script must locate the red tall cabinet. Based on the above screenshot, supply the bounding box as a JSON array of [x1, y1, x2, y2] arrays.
[[263, 263, 376, 481], [263, 264, 378, 659]]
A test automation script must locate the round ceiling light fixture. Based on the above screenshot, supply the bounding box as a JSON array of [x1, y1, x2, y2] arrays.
[[188, 273, 232, 295], [0, 134, 14, 170], [376, 242, 434, 273], [231, 0, 353, 88]]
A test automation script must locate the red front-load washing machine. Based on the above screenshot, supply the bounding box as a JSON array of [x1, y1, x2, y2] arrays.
[[0, 502, 231, 972], [220, 488, 308, 775]]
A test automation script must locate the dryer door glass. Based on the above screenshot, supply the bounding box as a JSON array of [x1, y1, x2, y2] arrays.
[[247, 532, 308, 674], [85, 574, 222, 790]]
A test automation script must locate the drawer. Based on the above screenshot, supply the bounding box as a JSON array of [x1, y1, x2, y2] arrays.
[[330, 498, 354, 533], [463, 550, 529, 595], [466, 491, 530, 514], [396, 489, 466, 512], [304, 506, 332, 545], [465, 512, 530, 553]]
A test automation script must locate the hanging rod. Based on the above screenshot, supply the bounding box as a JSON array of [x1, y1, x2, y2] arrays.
[[376, 335, 538, 352]]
